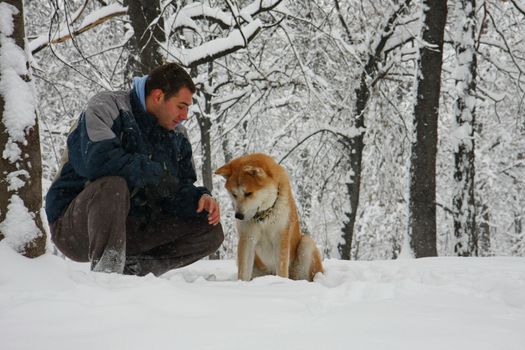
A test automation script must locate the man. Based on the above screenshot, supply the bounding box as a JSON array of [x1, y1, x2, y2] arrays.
[[45, 63, 223, 276]]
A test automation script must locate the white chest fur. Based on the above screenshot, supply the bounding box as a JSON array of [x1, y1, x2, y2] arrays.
[[237, 198, 291, 274]]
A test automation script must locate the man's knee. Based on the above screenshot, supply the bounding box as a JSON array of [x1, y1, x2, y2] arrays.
[[92, 175, 128, 192], [89, 176, 129, 202], [83, 176, 130, 220]]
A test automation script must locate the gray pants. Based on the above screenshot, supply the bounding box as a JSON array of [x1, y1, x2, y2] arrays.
[[50, 176, 224, 276]]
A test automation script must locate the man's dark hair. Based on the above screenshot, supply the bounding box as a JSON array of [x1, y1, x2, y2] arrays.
[[145, 63, 196, 99]]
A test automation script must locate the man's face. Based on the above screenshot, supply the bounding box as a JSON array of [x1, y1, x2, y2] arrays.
[[148, 87, 193, 130]]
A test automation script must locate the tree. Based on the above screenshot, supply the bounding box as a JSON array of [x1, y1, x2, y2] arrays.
[[338, 0, 413, 260], [406, 0, 447, 257], [0, 0, 45, 257], [29, 2, 127, 56], [24, 0, 525, 259], [168, 1, 283, 195], [125, 0, 164, 76], [25, 0, 286, 260], [460, 0, 525, 257], [452, 0, 477, 256]]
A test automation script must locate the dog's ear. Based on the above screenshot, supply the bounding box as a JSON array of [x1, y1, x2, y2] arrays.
[[215, 164, 231, 179], [243, 165, 266, 177]]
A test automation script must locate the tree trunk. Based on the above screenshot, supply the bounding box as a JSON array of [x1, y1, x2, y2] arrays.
[[192, 64, 214, 193], [407, 0, 447, 258], [125, 0, 165, 77], [192, 64, 217, 259], [477, 203, 491, 256], [197, 111, 213, 190], [338, 97, 365, 260], [453, 0, 478, 256], [512, 210, 523, 255], [338, 0, 412, 260], [0, 0, 45, 257], [296, 149, 312, 235]]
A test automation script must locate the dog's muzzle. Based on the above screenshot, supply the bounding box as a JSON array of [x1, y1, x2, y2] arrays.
[[235, 212, 245, 220]]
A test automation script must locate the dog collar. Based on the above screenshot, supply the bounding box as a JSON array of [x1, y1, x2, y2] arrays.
[[252, 188, 279, 223]]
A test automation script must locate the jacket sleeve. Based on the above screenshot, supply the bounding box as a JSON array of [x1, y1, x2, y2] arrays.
[[162, 135, 210, 218], [68, 93, 163, 188]]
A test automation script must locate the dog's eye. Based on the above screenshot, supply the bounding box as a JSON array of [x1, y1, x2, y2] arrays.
[[245, 192, 253, 197], [232, 193, 237, 198]]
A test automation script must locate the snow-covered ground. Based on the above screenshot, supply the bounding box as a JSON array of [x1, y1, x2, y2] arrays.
[[1, 242, 524, 350]]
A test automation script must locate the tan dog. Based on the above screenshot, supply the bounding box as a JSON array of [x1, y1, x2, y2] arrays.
[[215, 153, 323, 281]]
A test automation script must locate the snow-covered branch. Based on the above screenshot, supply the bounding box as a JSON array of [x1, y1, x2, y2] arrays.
[[167, 19, 262, 68], [172, 0, 283, 31], [29, 3, 127, 54]]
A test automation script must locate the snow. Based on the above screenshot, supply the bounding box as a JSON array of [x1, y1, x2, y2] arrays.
[[512, 0, 525, 14], [79, 4, 127, 29], [0, 2, 43, 254], [168, 19, 262, 67], [170, 7, 202, 36], [1, 241, 524, 350], [0, 3, 16, 35], [6, 169, 30, 191], [0, 197, 42, 253], [27, 4, 127, 53], [181, 2, 234, 27], [0, 3, 37, 156]]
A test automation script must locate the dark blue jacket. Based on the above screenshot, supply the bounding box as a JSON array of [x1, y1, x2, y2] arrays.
[[45, 89, 209, 224]]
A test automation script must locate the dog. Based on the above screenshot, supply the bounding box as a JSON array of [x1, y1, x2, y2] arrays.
[[215, 153, 323, 281]]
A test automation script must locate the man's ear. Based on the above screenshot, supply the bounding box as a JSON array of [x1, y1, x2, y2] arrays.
[[150, 88, 164, 103], [215, 164, 231, 179], [243, 165, 266, 177]]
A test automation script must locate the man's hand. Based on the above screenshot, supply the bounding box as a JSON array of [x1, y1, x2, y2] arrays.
[[197, 194, 221, 225]]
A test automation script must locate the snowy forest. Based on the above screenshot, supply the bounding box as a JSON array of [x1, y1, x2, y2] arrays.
[[1, 0, 525, 261]]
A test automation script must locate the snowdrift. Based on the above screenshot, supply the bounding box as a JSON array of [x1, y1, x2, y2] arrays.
[[1, 242, 524, 350]]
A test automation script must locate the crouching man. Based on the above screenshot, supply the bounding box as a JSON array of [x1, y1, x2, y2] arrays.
[[45, 63, 223, 276]]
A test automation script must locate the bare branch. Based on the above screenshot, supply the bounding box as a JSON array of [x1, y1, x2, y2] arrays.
[[279, 129, 352, 164], [334, 0, 353, 44], [70, 0, 90, 25], [509, 0, 525, 17]]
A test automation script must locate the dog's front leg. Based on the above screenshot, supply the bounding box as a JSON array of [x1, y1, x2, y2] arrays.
[[237, 233, 257, 281]]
